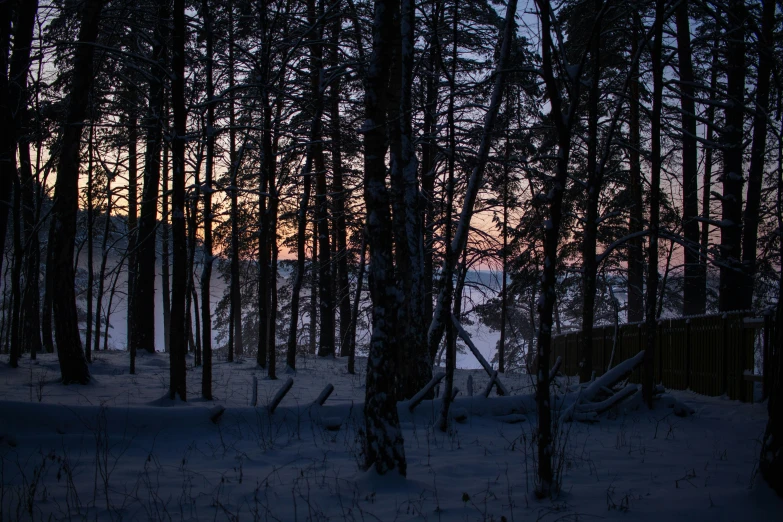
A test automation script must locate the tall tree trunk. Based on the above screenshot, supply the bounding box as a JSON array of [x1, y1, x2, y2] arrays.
[[676, 0, 705, 316], [12, 0, 40, 359], [420, 1, 440, 330], [758, 116, 782, 496], [131, 0, 168, 356], [93, 177, 112, 357], [309, 221, 318, 354], [579, 0, 602, 384], [227, 0, 242, 362], [10, 173, 21, 367], [169, 0, 187, 400], [127, 117, 138, 359], [397, 0, 429, 397], [438, 0, 458, 432], [740, 0, 774, 311], [86, 122, 94, 362], [201, 0, 214, 398], [718, 0, 746, 312], [533, 0, 583, 497], [256, 0, 271, 371], [700, 44, 719, 304], [643, 0, 665, 409], [627, 18, 644, 323], [312, 0, 333, 358], [499, 133, 509, 373], [283, 0, 325, 366], [327, 5, 351, 357], [362, 0, 407, 476], [161, 138, 171, 353], [433, 2, 459, 432], [0, 3, 11, 287], [51, 0, 104, 384]]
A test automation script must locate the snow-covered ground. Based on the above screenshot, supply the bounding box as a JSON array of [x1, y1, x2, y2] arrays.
[[1, 352, 780, 521]]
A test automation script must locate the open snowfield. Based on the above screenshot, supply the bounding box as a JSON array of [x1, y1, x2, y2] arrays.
[[1, 351, 780, 521]]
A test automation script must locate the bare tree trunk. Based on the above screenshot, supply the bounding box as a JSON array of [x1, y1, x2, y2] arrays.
[[169, 0, 187, 400], [86, 123, 94, 362], [51, 0, 104, 384], [309, 221, 318, 354], [161, 137, 171, 353], [285, 7, 325, 368], [718, 0, 746, 312], [14, 0, 41, 359], [420, 1, 440, 331], [627, 18, 644, 323], [675, 0, 705, 316], [256, 0, 271, 371], [758, 113, 782, 496], [327, 5, 351, 358], [438, 1, 458, 432], [201, 0, 214, 398], [10, 174, 21, 367], [700, 45, 718, 305], [533, 0, 585, 497], [740, 0, 774, 311], [127, 117, 138, 360], [227, 0, 242, 362], [579, 0, 602, 384], [131, 0, 167, 357], [93, 177, 112, 357], [643, 0, 665, 409], [362, 0, 407, 476]]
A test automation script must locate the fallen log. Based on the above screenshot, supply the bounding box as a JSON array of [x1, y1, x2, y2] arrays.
[[408, 372, 446, 412], [269, 378, 294, 414], [451, 315, 508, 396]]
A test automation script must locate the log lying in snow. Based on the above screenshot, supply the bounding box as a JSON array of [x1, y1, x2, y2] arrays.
[[209, 405, 226, 424], [408, 372, 446, 412], [452, 315, 508, 396], [560, 351, 645, 423], [268, 377, 294, 414], [313, 384, 334, 406]]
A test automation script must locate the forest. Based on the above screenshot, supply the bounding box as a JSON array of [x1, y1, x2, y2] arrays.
[[0, 0, 782, 516]]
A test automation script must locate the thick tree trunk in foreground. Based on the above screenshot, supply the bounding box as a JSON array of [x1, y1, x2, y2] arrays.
[[362, 0, 406, 476], [759, 129, 782, 495], [533, 0, 583, 497], [51, 0, 104, 384]]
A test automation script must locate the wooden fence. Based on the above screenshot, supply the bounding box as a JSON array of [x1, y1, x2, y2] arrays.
[[551, 311, 776, 402]]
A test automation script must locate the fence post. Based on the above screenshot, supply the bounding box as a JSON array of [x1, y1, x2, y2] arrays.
[[685, 319, 691, 390]]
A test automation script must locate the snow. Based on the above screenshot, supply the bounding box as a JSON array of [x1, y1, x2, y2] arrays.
[[1, 351, 779, 521]]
